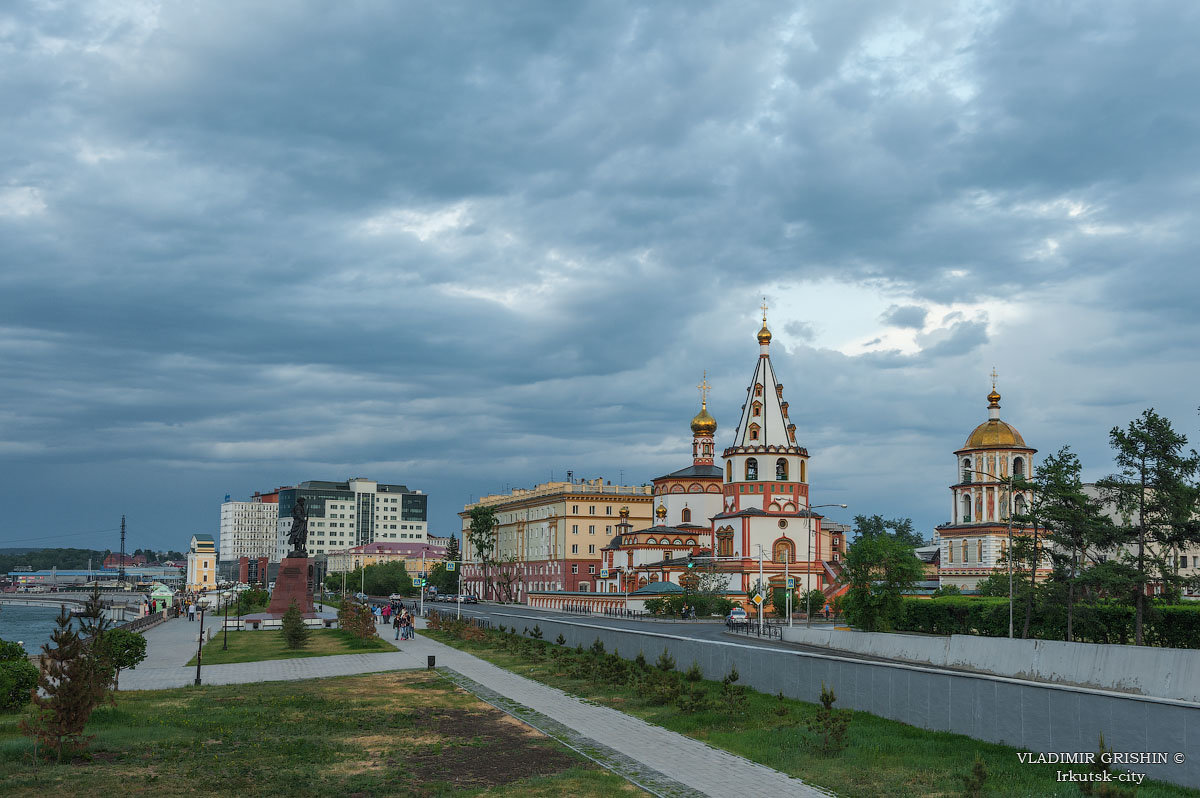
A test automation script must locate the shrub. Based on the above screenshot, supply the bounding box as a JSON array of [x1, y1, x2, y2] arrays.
[[281, 601, 311, 650], [555, 634, 566, 646], [684, 661, 703, 682], [338, 600, 378, 640], [676, 685, 710, 713], [0, 640, 38, 712], [962, 753, 988, 798], [655, 648, 676, 672], [634, 651, 648, 670], [96, 629, 147, 691], [590, 638, 606, 657], [720, 666, 748, 714], [530, 625, 543, 640]]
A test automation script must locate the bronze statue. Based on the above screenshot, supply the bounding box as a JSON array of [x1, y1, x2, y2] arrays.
[[286, 496, 309, 557]]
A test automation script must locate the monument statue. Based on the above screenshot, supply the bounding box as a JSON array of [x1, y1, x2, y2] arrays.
[[286, 496, 309, 557]]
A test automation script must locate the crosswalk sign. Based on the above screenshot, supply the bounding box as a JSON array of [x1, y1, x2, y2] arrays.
[[786, 577, 795, 589], [413, 578, 425, 587], [446, 562, 456, 572], [600, 569, 609, 579], [752, 593, 764, 606]]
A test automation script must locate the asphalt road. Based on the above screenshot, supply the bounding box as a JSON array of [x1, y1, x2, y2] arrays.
[[414, 599, 908, 665]]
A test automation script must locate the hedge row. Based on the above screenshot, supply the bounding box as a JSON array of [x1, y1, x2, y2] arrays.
[[897, 597, 1200, 649]]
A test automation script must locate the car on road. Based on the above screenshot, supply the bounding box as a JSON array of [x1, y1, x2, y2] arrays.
[[353, 592, 369, 601], [725, 607, 749, 628], [462, 594, 478, 604], [388, 593, 407, 602]]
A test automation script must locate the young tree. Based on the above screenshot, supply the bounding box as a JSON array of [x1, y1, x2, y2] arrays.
[[281, 601, 311, 649], [21, 609, 98, 760], [76, 587, 115, 702], [466, 505, 499, 602], [838, 534, 924, 631], [1097, 409, 1200, 645], [0, 639, 38, 712], [443, 536, 461, 592], [96, 629, 147, 691], [1009, 470, 1049, 639]]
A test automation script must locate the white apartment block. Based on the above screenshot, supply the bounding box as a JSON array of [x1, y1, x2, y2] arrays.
[[219, 495, 280, 562], [274, 477, 428, 560]]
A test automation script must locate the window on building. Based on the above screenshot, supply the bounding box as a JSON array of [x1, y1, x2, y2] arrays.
[[588, 545, 595, 554], [961, 495, 971, 523], [681, 508, 691, 523], [754, 384, 763, 397], [588, 565, 596, 574], [589, 506, 595, 515], [746, 458, 758, 481], [776, 458, 788, 480], [571, 544, 578, 554], [1014, 495, 1027, 515], [948, 543, 954, 563], [726, 461, 733, 481], [1013, 457, 1025, 478], [589, 525, 595, 534], [606, 506, 612, 515], [752, 401, 762, 417], [572, 505, 578, 513], [962, 540, 968, 562], [749, 423, 760, 441], [571, 564, 578, 574], [572, 524, 578, 533], [977, 540, 983, 562]]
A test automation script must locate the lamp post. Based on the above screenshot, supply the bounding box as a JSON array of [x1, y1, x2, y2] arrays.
[[194, 603, 206, 686], [755, 544, 765, 635], [962, 468, 1017, 639], [222, 592, 229, 650], [805, 503, 848, 627]]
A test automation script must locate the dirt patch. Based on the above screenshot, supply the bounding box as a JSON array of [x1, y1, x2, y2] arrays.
[[403, 706, 580, 787]]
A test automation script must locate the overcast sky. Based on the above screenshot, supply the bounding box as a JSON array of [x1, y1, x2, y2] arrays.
[[3, 1, 1199, 553]]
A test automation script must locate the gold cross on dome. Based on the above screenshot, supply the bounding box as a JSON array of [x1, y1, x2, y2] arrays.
[[761, 297, 768, 323], [990, 366, 999, 389], [697, 371, 711, 405]]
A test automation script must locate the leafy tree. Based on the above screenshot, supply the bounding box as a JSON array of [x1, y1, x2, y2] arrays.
[[332, 562, 414, 597], [851, 515, 925, 548], [0, 548, 107, 573], [466, 505, 499, 602], [770, 587, 793, 618], [21, 609, 98, 760], [839, 533, 924, 631], [96, 629, 146, 691], [802, 588, 828, 618], [0, 639, 38, 712], [281, 601, 311, 649], [1097, 409, 1200, 645]]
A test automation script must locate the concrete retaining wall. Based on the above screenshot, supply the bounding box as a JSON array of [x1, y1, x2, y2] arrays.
[[779, 627, 1200, 703], [497, 613, 1200, 790]]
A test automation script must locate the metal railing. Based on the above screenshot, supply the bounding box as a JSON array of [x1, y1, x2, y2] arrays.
[[601, 606, 647, 620], [726, 619, 783, 640], [560, 603, 592, 615]]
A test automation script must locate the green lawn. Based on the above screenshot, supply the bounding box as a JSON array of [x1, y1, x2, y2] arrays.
[[186, 629, 393, 666], [0, 671, 643, 797], [425, 627, 1200, 798]]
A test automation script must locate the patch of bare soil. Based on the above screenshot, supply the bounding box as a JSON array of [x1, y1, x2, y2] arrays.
[[404, 706, 579, 787]]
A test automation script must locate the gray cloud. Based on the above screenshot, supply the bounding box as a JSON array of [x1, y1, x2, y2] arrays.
[[1, 2, 1199, 549]]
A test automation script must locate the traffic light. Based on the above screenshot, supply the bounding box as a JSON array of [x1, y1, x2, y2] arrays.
[[686, 557, 695, 569]]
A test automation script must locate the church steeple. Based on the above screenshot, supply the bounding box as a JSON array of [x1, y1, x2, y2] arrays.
[[690, 371, 717, 465], [729, 307, 797, 452]]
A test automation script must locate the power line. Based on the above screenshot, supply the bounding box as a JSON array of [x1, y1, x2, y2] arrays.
[[0, 527, 122, 545]]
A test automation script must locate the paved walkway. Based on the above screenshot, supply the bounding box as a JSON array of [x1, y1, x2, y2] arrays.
[[123, 616, 828, 797]]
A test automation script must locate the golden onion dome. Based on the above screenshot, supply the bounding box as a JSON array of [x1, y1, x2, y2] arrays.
[[987, 388, 1001, 407], [757, 324, 772, 344], [690, 402, 717, 435], [655, 504, 667, 520], [963, 419, 1026, 449]]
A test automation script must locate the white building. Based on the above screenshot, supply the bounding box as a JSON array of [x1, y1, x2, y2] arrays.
[[275, 477, 429, 559], [219, 492, 280, 562]]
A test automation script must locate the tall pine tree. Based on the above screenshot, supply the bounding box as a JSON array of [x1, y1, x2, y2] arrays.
[[21, 609, 98, 760]]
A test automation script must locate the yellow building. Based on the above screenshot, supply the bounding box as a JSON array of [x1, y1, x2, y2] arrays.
[[185, 534, 217, 593], [460, 478, 654, 600]]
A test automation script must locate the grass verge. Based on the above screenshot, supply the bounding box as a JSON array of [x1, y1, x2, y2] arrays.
[[424, 625, 1199, 798], [0, 670, 644, 797], [186, 629, 393, 665]]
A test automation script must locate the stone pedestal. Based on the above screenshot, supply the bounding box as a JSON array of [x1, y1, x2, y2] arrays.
[[266, 556, 314, 615]]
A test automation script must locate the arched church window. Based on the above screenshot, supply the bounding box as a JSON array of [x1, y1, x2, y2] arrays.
[[1013, 457, 1025, 478], [961, 495, 971, 523], [686, 539, 696, 546], [962, 459, 973, 483], [682, 508, 691, 523], [754, 384, 763, 397], [646, 538, 657, 545], [748, 423, 760, 441], [962, 540, 969, 562], [800, 461, 806, 482], [977, 539, 983, 562], [673, 539, 683, 545], [746, 458, 758, 481], [752, 401, 762, 417], [776, 458, 788, 480], [1014, 494, 1027, 515], [726, 461, 733, 481], [773, 538, 795, 563]]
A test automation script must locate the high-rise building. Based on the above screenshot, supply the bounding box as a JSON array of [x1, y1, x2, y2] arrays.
[[275, 477, 428, 559], [219, 491, 279, 562]]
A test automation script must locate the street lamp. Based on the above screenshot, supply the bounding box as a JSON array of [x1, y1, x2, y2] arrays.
[[805, 504, 848, 627], [222, 592, 230, 650], [194, 603, 206, 686], [961, 468, 1017, 639]]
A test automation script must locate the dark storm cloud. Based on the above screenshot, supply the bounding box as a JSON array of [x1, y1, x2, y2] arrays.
[[1, 1, 1199, 548]]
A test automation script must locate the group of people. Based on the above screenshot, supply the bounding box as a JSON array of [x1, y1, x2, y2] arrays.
[[383, 603, 415, 640]]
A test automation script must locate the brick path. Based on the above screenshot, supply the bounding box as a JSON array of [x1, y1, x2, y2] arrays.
[[122, 616, 829, 797]]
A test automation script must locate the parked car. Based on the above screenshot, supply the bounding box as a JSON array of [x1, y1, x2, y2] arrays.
[[388, 593, 406, 602], [353, 592, 369, 601], [462, 594, 479, 604], [725, 607, 749, 628]]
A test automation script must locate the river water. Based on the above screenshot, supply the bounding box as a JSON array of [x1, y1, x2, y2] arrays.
[[0, 604, 80, 655]]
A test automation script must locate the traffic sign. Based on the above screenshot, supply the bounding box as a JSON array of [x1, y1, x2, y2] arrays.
[[786, 577, 795, 589], [413, 578, 425, 587], [446, 562, 456, 572], [600, 569, 609, 579], [752, 593, 764, 606]]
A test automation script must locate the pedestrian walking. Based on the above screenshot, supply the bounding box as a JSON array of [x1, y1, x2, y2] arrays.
[[187, 603, 195, 622], [392, 612, 401, 640]]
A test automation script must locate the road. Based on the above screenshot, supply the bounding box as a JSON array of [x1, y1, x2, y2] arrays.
[[415, 599, 908, 666]]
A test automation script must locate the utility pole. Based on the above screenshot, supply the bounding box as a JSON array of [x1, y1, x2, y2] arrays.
[[119, 515, 127, 587]]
